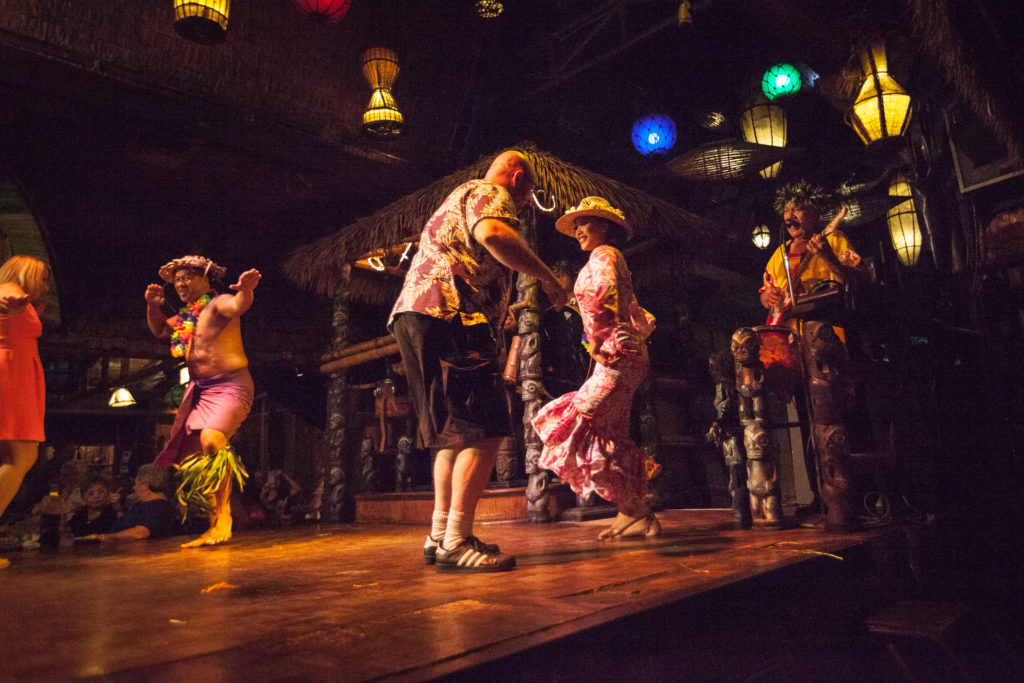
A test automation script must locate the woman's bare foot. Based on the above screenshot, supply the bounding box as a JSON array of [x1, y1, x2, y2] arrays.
[[598, 506, 661, 540], [181, 514, 233, 548], [599, 511, 642, 540]]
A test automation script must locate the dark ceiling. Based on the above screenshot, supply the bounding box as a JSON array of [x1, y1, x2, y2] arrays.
[[1, 0, 1022, 364]]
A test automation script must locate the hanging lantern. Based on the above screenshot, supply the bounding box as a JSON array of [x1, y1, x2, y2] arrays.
[[740, 95, 787, 179], [293, 0, 352, 22], [475, 1, 504, 18], [173, 0, 229, 45], [761, 63, 802, 100], [752, 224, 771, 250], [361, 48, 404, 137], [631, 114, 677, 157], [846, 42, 912, 145], [700, 112, 727, 130], [677, 1, 693, 28], [108, 387, 136, 408], [886, 173, 922, 266], [665, 140, 787, 183]]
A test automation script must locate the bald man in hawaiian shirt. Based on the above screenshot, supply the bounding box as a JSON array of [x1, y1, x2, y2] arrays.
[[389, 150, 567, 573]]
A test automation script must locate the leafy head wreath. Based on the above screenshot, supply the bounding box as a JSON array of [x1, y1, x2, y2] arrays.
[[774, 180, 827, 215]]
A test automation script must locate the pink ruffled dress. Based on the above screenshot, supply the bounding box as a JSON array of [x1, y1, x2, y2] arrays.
[[532, 245, 655, 504]]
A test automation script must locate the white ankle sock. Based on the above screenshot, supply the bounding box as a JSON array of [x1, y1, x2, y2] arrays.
[[443, 510, 473, 550], [430, 510, 448, 540]]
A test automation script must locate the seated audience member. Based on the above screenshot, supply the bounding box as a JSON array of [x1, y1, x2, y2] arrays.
[[100, 465, 179, 542], [33, 459, 85, 523], [67, 476, 119, 537]]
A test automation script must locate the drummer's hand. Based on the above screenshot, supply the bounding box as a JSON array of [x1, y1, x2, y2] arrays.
[[762, 285, 784, 308]]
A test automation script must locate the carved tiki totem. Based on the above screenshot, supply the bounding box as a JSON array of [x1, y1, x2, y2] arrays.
[[708, 348, 752, 529], [731, 327, 783, 528], [802, 320, 857, 530]]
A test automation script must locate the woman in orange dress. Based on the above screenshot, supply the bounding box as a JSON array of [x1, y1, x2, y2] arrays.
[[0, 255, 50, 519]]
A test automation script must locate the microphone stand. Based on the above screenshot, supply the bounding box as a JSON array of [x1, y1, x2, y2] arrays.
[[779, 222, 798, 313]]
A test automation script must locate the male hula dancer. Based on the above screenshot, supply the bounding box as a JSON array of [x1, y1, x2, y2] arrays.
[[146, 255, 259, 547], [389, 150, 567, 572]]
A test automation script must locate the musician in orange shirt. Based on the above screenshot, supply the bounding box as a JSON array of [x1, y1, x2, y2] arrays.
[[756, 181, 869, 531], [759, 181, 867, 327]]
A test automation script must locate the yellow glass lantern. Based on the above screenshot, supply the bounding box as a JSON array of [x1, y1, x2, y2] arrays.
[[752, 224, 771, 250], [886, 173, 922, 266], [740, 95, 787, 179], [361, 48, 404, 137], [846, 42, 912, 145], [173, 0, 229, 45]]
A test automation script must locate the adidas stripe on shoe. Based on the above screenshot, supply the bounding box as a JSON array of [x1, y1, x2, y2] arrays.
[[435, 539, 515, 573], [424, 534, 499, 566]]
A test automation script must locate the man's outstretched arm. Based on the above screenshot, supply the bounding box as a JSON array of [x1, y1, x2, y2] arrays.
[[473, 219, 568, 309], [216, 268, 262, 318]]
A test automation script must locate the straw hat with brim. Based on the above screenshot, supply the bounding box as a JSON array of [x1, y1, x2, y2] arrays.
[[158, 255, 226, 284], [555, 196, 633, 241]]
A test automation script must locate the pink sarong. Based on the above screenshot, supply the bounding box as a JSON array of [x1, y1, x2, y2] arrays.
[[154, 366, 254, 467]]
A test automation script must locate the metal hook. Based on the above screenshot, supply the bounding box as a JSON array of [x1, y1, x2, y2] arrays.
[[531, 188, 557, 213]]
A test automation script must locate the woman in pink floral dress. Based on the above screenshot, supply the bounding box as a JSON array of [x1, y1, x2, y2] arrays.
[[532, 197, 659, 539]]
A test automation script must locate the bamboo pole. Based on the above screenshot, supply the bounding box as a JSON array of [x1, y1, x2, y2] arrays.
[[319, 342, 400, 374], [320, 334, 397, 363]]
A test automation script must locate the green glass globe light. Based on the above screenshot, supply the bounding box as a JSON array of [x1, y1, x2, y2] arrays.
[[762, 63, 802, 100]]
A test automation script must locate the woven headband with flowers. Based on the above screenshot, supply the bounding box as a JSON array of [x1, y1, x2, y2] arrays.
[[773, 180, 827, 215]]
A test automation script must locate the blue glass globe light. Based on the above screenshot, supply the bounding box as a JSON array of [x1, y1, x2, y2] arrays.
[[632, 114, 677, 156], [762, 63, 802, 100]]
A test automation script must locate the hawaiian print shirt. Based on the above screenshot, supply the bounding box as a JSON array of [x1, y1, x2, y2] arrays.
[[388, 180, 520, 346]]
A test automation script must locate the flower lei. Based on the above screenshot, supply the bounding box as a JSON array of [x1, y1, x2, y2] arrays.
[[170, 294, 211, 358]]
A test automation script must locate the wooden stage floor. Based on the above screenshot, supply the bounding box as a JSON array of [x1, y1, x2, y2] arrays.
[[0, 509, 912, 682]]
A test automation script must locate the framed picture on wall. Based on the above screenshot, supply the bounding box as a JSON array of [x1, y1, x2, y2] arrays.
[[945, 105, 1024, 194]]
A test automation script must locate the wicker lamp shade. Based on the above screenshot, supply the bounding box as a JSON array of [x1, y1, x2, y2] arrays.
[[666, 140, 788, 183], [821, 195, 903, 227], [846, 42, 912, 145], [361, 48, 404, 137], [173, 0, 229, 45]]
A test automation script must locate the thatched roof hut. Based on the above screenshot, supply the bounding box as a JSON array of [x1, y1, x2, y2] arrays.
[[283, 145, 731, 304]]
